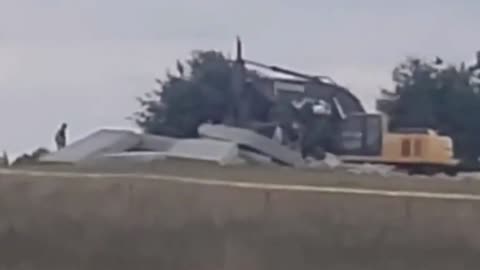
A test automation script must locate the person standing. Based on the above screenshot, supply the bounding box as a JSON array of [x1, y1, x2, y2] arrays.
[[55, 123, 68, 150], [0, 150, 8, 167]]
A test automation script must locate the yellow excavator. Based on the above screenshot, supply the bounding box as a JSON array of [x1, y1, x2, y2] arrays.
[[228, 38, 461, 175], [339, 115, 459, 175]]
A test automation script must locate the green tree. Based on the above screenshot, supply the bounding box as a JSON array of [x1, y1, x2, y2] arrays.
[[134, 50, 268, 137], [378, 56, 480, 159], [134, 50, 234, 137]]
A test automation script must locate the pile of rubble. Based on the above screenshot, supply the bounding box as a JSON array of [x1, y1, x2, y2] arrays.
[[36, 124, 465, 180], [39, 124, 304, 168]]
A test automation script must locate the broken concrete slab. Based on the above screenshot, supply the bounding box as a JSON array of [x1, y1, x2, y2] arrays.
[[81, 139, 242, 167], [165, 139, 244, 165], [137, 134, 177, 152], [324, 153, 342, 168], [164, 138, 242, 166], [40, 129, 141, 163], [305, 153, 342, 169], [346, 163, 396, 177], [198, 124, 304, 167], [239, 150, 273, 165]]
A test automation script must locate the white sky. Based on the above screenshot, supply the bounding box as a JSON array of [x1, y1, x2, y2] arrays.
[[1, 0, 479, 157]]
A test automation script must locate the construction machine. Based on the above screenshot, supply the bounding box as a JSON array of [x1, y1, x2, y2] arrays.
[[227, 37, 460, 175]]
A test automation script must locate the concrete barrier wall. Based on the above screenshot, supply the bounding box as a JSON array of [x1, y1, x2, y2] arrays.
[[0, 170, 479, 269]]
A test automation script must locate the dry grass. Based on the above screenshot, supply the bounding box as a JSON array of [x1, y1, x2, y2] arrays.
[[15, 159, 480, 195], [1, 160, 480, 269]]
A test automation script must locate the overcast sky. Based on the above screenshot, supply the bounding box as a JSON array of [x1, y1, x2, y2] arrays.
[[1, 0, 479, 157]]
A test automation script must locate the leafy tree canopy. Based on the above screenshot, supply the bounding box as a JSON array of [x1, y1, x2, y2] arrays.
[[134, 50, 235, 137], [134, 50, 269, 138], [377, 55, 480, 159], [135, 49, 480, 160]]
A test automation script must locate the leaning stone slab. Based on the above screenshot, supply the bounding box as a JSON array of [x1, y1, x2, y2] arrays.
[[40, 129, 141, 163], [164, 138, 241, 166], [198, 124, 304, 167]]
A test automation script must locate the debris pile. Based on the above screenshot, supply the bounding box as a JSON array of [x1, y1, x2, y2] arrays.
[[199, 124, 304, 167], [40, 129, 142, 163], [305, 153, 342, 169], [345, 163, 396, 177], [35, 125, 463, 180], [160, 138, 242, 166], [38, 125, 305, 167]]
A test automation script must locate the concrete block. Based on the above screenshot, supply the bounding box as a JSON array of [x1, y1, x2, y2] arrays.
[[198, 124, 304, 167], [40, 129, 141, 163], [165, 138, 241, 166], [138, 134, 178, 152]]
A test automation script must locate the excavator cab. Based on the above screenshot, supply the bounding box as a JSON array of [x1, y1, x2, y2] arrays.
[[334, 113, 383, 156]]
